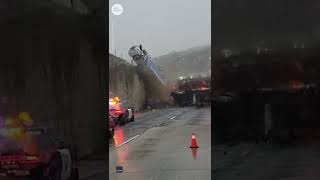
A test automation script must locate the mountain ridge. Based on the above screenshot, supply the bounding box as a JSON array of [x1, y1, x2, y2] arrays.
[[153, 45, 211, 80]]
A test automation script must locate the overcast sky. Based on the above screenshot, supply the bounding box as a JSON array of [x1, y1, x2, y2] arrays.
[[109, 0, 211, 60]]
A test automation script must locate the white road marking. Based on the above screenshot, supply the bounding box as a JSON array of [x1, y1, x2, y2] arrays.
[[170, 116, 176, 119], [115, 135, 140, 148]]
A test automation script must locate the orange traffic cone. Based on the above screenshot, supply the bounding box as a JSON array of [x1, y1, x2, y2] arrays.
[[189, 133, 199, 148], [191, 147, 198, 159]]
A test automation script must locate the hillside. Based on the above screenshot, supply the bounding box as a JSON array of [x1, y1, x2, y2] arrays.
[[153, 45, 211, 80]]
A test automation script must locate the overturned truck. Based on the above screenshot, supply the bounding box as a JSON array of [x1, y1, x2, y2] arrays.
[[170, 76, 211, 107], [213, 49, 320, 144]]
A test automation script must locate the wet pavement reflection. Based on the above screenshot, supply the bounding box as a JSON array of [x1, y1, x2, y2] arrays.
[[113, 128, 125, 147], [109, 107, 211, 180]]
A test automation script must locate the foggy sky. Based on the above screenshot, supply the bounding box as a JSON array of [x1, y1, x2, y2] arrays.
[[109, 0, 211, 60]]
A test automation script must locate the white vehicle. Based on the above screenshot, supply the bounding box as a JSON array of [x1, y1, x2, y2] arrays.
[[129, 45, 151, 66], [128, 45, 165, 85]]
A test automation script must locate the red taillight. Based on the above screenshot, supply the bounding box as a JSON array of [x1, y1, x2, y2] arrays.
[[115, 110, 122, 114], [198, 87, 208, 91], [109, 109, 123, 116]]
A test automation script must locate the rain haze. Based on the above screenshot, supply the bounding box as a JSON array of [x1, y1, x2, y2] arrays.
[[109, 0, 211, 60]]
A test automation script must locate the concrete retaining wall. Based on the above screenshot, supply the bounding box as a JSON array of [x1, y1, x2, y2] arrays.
[[109, 55, 172, 110], [109, 55, 146, 111]]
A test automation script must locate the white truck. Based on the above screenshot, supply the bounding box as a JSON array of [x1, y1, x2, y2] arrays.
[[128, 45, 165, 85]]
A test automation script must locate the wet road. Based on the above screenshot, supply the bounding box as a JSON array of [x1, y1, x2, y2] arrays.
[[109, 107, 211, 180], [214, 140, 320, 180], [109, 107, 190, 149]]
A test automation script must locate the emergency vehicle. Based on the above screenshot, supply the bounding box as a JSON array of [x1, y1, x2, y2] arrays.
[[109, 97, 134, 126]]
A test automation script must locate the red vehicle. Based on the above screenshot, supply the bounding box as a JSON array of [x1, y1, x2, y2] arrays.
[[109, 97, 134, 126], [0, 128, 78, 180]]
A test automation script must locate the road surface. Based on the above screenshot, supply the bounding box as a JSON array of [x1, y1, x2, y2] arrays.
[[82, 107, 210, 180], [214, 139, 320, 180], [108, 107, 211, 180]]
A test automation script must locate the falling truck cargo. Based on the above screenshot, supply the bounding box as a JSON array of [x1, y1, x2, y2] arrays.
[[128, 45, 171, 107]]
